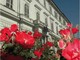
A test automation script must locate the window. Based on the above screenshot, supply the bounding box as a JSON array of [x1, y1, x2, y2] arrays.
[[63, 20, 66, 25], [50, 20, 54, 32], [59, 26, 62, 36], [44, 14, 48, 26], [59, 16, 61, 22], [36, 12, 40, 20], [35, 5, 41, 21], [27, 0, 32, 3], [45, 17, 48, 26], [54, 11, 58, 19], [24, 4, 29, 17], [51, 22, 54, 31], [6, 0, 13, 9], [50, 6, 52, 13], [44, 0, 46, 7], [56, 25, 58, 35], [36, 0, 40, 2]]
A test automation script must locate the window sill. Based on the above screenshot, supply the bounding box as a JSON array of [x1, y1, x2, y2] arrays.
[[2, 5, 15, 11]]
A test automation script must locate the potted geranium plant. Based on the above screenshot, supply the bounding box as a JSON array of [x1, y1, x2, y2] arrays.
[[0, 24, 35, 60], [0, 24, 55, 60]]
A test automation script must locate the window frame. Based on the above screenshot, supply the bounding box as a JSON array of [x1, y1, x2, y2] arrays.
[[36, 11, 40, 20], [24, 4, 29, 18], [44, 14, 48, 26], [50, 19, 54, 32], [56, 23, 58, 35], [54, 11, 58, 19], [6, 0, 13, 9], [44, 0, 46, 7], [50, 5, 52, 13]]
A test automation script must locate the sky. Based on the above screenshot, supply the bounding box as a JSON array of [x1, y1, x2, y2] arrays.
[[52, 0, 79, 27]]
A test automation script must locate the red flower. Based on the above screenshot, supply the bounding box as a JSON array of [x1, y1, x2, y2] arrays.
[[59, 29, 71, 40], [1, 27, 11, 37], [16, 32, 35, 49], [46, 41, 53, 47], [59, 29, 70, 37], [72, 38, 80, 52], [0, 34, 9, 43], [42, 43, 47, 48], [58, 39, 66, 49], [33, 30, 42, 39], [10, 24, 18, 32], [42, 41, 53, 49], [62, 39, 80, 60], [0, 27, 11, 43], [39, 47, 45, 52], [28, 31, 32, 35], [72, 27, 78, 34], [34, 50, 42, 58]]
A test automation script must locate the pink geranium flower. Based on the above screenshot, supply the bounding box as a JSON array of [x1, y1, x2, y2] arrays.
[[67, 23, 72, 28], [58, 39, 66, 49], [62, 39, 80, 60], [72, 27, 78, 34], [59, 29, 71, 40]]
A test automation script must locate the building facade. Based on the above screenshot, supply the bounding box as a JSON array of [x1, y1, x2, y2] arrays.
[[0, 0, 70, 43]]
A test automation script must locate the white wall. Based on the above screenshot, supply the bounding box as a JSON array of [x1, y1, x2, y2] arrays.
[[0, 0, 69, 40]]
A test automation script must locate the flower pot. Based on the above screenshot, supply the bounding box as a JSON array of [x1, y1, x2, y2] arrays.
[[1, 54, 24, 60]]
